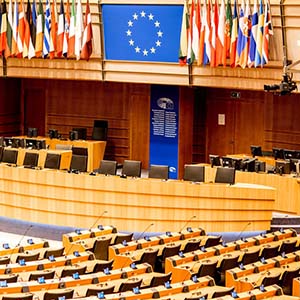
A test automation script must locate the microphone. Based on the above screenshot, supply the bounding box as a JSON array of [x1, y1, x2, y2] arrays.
[[235, 222, 251, 243], [135, 223, 154, 243], [179, 216, 197, 233], [88, 210, 108, 231]]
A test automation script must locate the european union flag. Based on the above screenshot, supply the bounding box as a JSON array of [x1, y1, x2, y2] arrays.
[[102, 4, 183, 63]]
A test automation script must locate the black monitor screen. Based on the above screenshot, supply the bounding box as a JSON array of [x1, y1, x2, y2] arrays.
[[221, 157, 233, 168], [209, 155, 221, 168], [44, 153, 61, 169], [215, 167, 236, 185], [23, 152, 39, 167], [272, 148, 284, 160], [283, 149, 297, 160], [183, 165, 205, 182], [2, 149, 18, 164], [242, 158, 256, 172], [250, 145, 263, 157], [148, 165, 169, 180]]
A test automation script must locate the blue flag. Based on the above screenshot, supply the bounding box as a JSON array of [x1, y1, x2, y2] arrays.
[[102, 4, 183, 63]]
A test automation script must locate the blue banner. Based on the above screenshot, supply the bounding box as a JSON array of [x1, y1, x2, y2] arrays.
[[102, 4, 183, 63], [150, 85, 179, 179]]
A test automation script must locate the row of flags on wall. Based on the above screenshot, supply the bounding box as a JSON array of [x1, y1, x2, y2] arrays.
[[0, 0, 93, 60], [179, 0, 273, 68]]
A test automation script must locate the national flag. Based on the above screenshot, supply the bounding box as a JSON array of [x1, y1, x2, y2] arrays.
[[216, 0, 225, 66], [49, 0, 57, 58], [229, 0, 238, 67], [62, 0, 70, 56], [80, 0, 92, 60], [35, 0, 44, 57], [178, 0, 188, 64], [254, 0, 264, 67], [193, 0, 201, 63], [1, 0, 8, 55], [5, 0, 13, 57], [11, 0, 18, 56], [262, 0, 273, 65], [42, 0, 50, 58], [203, 0, 211, 65], [74, 0, 82, 60], [17, 0, 25, 57], [67, 0, 75, 57], [23, 0, 35, 58], [102, 5, 183, 63], [210, 0, 219, 67], [222, 0, 232, 66], [31, 0, 37, 48], [187, 0, 195, 65], [248, 0, 258, 67], [198, 0, 206, 65], [56, 0, 64, 57]]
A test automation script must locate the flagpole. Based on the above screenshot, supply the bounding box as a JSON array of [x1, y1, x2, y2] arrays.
[[98, 0, 105, 81]]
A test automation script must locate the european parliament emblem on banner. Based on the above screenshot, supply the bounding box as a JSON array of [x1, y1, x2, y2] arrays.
[[102, 5, 183, 63]]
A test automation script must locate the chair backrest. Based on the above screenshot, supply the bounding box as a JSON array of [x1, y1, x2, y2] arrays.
[[211, 286, 234, 298], [97, 160, 117, 175], [29, 270, 55, 281], [23, 152, 39, 167], [241, 248, 260, 265], [61, 265, 87, 278], [43, 247, 65, 259], [184, 293, 208, 300], [118, 278, 143, 293], [183, 240, 200, 253], [44, 153, 61, 169], [91, 236, 112, 260], [113, 232, 133, 245], [70, 155, 88, 172], [0, 274, 19, 283], [85, 285, 115, 297], [139, 248, 159, 270], [3, 293, 33, 300], [261, 272, 281, 287], [280, 267, 300, 295], [149, 272, 172, 287], [214, 167, 236, 185], [122, 160, 142, 177], [161, 244, 181, 260], [92, 259, 114, 273], [43, 289, 74, 300], [16, 252, 40, 263], [148, 164, 169, 180], [183, 165, 205, 182], [280, 240, 298, 254], [196, 260, 218, 278], [2, 149, 18, 164], [260, 244, 280, 260], [203, 235, 222, 248]]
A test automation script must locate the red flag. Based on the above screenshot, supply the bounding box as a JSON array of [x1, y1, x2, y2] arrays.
[[57, 0, 65, 57], [49, 0, 57, 59], [210, 0, 219, 67], [80, 0, 93, 60]]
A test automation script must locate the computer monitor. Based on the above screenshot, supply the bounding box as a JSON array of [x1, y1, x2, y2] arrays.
[[36, 139, 47, 150], [3, 137, 13, 147], [2, 149, 18, 164], [11, 138, 25, 148], [72, 128, 87, 140], [49, 129, 59, 139], [209, 155, 221, 168], [241, 158, 256, 172], [275, 160, 291, 175], [250, 145, 263, 157], [23, 152, 39, 167], [283, 149, 297, 160], [148, 165, 169, 180], [272, 148, 284, 160], [183, 165, 205, 183], [44, 153, 61, 169], [221, 157, 233, 168], [214, 167, 236, 185]]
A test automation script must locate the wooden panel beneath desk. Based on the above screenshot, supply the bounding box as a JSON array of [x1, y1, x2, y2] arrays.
[[0, 165, 275, 233]]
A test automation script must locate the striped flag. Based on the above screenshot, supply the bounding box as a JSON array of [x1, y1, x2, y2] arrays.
[[31, 0, 37, 48], [222, 0, 232, 66], [254, 0, 264, 67], [43, 0, 51, 58], [210, 0, 219, 67], [49, 0, 57, 58], [11, 0, 18, 56], [80, 0, 92, 60], [17, 0, 25, 58], [5, 0, 13, 57], [229, 0, 238, 68], [193, 0, 201, 63], [23, 0, 35, 58], [35, 0, 44, 57], [203, 0, 211, 65], [1, 0, 8, 55], [67, 0, 75, 57], [74, 0, 83, 60], [262, 0, 273, 65], [248, 0, 258, 67], [198, 0, 205, 65], [62, 0, 69, 56], [56, 0, 64, 57], [178, 0, 188, 65], [187, 0, 195, 65], [216, 0, 225, 66]]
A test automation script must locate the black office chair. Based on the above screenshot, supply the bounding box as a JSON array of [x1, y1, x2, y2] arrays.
[[96, 160, 117, 175], [148, 164, 169, 180], [280, 266, 300, 295], [23, 152, 39, 167], [88, 236, 112, 260], [184, 292, 208, 300], [44, 153, 61, 169], [259, 244, 280, 260], [43, 288, 74, 300], [155, 243, 181, 273], [195, 259, 218, 279], [183, 240, 201, 253], [241, 248, 260, 265], [70, 154, 88, 172], [203, 235, 222, 248], [214, 167, 236, 185], [215, 255, 239, 285], [183, 164, 205, 182], [134, 248, 159, 271], [279, 239, 298, 254], [261, 272, 281, 287], [122, 160, 142, 177], [113, 232, 133, 245], [148, 272, 172, 288], [1, 149, 18, 164]]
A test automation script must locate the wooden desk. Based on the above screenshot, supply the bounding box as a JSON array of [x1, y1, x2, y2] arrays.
[[0, 166, 275, 232]]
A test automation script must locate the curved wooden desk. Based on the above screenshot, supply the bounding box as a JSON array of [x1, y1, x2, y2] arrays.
[[0, 165, 275, 233]]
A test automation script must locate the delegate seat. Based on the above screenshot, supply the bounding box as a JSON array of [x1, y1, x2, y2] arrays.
[[96, 159, 117, 175], [121, 160, 142, 177], [23, 152, 39, 167], [148, 164, 169, 180], [43, 288, 74, 300]]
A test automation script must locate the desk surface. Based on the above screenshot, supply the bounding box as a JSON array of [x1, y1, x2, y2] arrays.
[[0, 164, 275, 233]]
